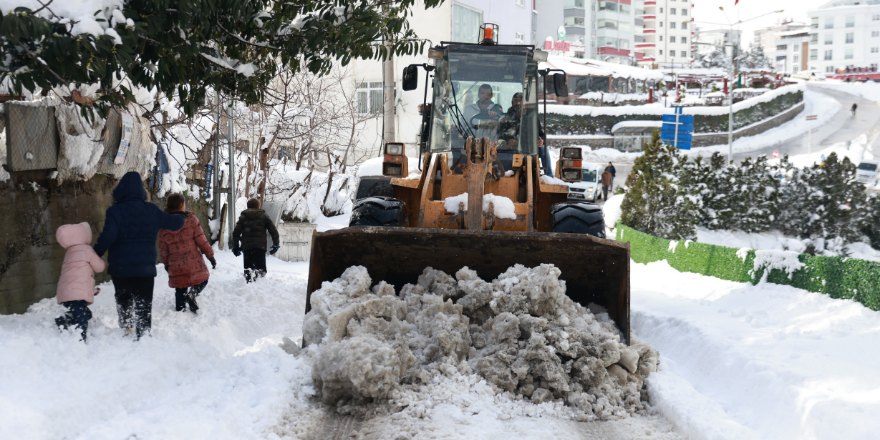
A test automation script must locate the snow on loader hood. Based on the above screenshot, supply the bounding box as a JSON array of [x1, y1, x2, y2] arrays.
[[298, 264, 659, 421]]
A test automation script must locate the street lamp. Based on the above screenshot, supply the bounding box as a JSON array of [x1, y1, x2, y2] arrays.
[[691, 9, 783, 164]]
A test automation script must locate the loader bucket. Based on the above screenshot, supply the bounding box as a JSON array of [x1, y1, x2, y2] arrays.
[[306, 227, 632, 344]]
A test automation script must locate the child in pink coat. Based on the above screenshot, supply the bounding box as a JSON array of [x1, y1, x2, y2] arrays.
[[55, 222, 106, 342]]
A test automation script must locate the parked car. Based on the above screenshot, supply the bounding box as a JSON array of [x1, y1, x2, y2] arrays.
[[566, 164, 603, 203], [857, 160, 878, 185]]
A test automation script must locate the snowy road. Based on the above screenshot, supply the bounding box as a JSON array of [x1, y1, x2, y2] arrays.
[[732, 84, 880, 163], [3, 241, 878, 439]]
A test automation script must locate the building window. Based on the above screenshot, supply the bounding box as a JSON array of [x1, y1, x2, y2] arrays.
[[874, 15, 880, 20], [846, 16, 855, 28], [682, 22, 687, 29], [660, 50, 663, 55], [660, 7, 663, 12], [825, 34, 833, 45], [452, 4, 483, 44], [825, 50, 833, 60], [517, 0, 524, 6], [681, 50, 687, 57], [564, 16, 585, 26], [874, 31, 880, 37], [826, 66, 835, 73], [682, 37, 687, 43], [846, 33, 854, 44], [825, 17, 834, 29], [846, 48, 854, 59], [811, 34, 818, 44], [670, 8, 676, 14], [873, 47, 879, 53], [777, 45, 787, 51], [794, 44, 800, 52], [660, 36, 663, 41], [515, 32, 525, 44], [598, 1, 618, 11], [794, 55, 799, 63], [670, 22, 676, 29], [564, 0, 585, 7], [356, 82, 384, 114], [810, 49, 818, 60], [670, 36, 676, 43], [811, 17, 818, 29], [660, 21, 664, 27], [682, 9, 687, 16]]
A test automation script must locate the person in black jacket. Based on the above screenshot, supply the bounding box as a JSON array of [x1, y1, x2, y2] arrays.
[[94, 172, 185, 339], [605, 162, 617, 192], [230, 198, 280, 283]]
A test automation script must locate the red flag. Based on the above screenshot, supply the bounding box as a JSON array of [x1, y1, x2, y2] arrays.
[[735, 0, 739, 4]]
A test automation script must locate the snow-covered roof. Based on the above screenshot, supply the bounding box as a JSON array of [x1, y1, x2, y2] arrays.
[[666, 67, 728, 77], [705, 91, 726, 97], [611, 120, 663, 134], [541, 56, 663, 80], [777, 29, 810, 38]]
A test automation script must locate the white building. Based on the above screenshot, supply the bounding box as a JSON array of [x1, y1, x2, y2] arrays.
[[774, 29, 811, 74], [753, 20, 810, 71], [638, 0, 694, 67], [535, 0, 645, 64], [694, 28, 742, 57], [346, 1, 538, 164], [808, 0, 880, 74]]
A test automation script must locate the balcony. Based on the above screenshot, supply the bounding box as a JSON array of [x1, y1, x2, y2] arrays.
[[635, 43, 656, 49], [643, 28, 656, 34], [641, 15, 657, 20], [645, 1, 656, 4], [597, 47, 632, 57]]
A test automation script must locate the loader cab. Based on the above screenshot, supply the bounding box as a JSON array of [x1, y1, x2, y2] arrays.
[[427, 44, 541, 158]]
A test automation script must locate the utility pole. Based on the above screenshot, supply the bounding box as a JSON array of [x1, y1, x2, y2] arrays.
[[226, 101, 236, 244], [383, 40, 396, 144]]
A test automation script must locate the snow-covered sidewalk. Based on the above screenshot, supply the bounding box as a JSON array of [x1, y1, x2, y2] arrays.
[[633, 260, 880, 440]]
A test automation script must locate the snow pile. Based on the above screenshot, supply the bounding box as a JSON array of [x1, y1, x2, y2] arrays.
[[696, 227, 880, 263], [54, 104, 106, 180], [751, 249, 805, 281], [301, 264, 659, 421], [443, 193, 517, 219], [540, 175, 567, 185]]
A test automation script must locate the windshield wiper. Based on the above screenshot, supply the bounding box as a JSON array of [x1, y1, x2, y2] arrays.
[[449, 81, 476, 140]]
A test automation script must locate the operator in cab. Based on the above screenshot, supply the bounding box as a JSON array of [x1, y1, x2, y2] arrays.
[[498, 92, 544, 150], [463, 84, 503, 141]]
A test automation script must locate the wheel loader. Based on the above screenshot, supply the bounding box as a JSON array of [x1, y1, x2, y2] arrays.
[[306, 26, 631, 343]]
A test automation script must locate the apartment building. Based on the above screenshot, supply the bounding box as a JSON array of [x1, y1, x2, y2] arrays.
[[808, 0, 880, 73], [753, 19, 809, 67], [535, 0, 645, 64], [638, 0, 694, 67], [774, 29, 810, 74]]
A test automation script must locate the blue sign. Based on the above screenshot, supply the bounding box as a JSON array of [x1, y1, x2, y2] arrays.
[[821, 154, 826, 160], [662, 123, 694, 133], [661, 114, 695, 125], [661, 131, 693, 142], [675, 106, 684, 114], [205, 164, 213, 199]]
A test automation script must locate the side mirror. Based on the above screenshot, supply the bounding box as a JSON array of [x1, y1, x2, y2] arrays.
[[553, 73, 569, 98], [402, 65, 419, 91]]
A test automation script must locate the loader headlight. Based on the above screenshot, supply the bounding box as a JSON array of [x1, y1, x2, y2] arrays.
[[383, 164, 403, 176], [385, 143, 404, 155], [561, 147, 583, 160], [562, 170, 581, 181]]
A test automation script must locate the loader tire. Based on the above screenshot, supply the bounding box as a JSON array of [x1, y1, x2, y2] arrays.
[[349, 196, 408, 227], [551, 202, 605, 238]]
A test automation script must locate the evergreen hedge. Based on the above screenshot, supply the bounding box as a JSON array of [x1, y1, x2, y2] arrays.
[[545, 90, 803, 136], [616, 223, 880, 311]]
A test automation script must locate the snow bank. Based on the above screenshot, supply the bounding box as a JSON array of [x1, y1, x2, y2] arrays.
[[696, 227, 880, 263], [752, 249, 805, 281], [631, 260, 880, 440], [443, 193, 517, 219], [302, 264, 660, 420]]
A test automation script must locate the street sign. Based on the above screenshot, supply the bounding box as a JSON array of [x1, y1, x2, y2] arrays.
[[806, 114, 817, 121], [661, 131, 693, 142], [662, 123, 693, 133], [675, 141, 692, 150], [773, 150, 779, 158], [661, 114, 695, 124], [821, 154, 826, 160]]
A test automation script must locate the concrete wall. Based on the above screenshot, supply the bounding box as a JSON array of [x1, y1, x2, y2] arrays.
[[0, 173, 211, 315]]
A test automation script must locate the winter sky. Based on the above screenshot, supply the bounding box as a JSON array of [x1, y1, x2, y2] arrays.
[[693, 0, 828, 46]]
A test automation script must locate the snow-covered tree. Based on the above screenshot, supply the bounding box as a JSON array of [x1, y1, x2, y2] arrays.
[[621, 130, 700, 240], [737, 45, 774, 72], [0, 0, 440, 117]]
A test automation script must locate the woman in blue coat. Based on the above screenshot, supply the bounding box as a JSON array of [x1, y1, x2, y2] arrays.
[[94, 172, 185, 339]]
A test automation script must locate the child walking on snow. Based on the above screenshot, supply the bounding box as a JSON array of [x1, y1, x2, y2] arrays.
[[55, 222, 106, 342], [159, 194, 216, 313], [230, 198, 280, 283]]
